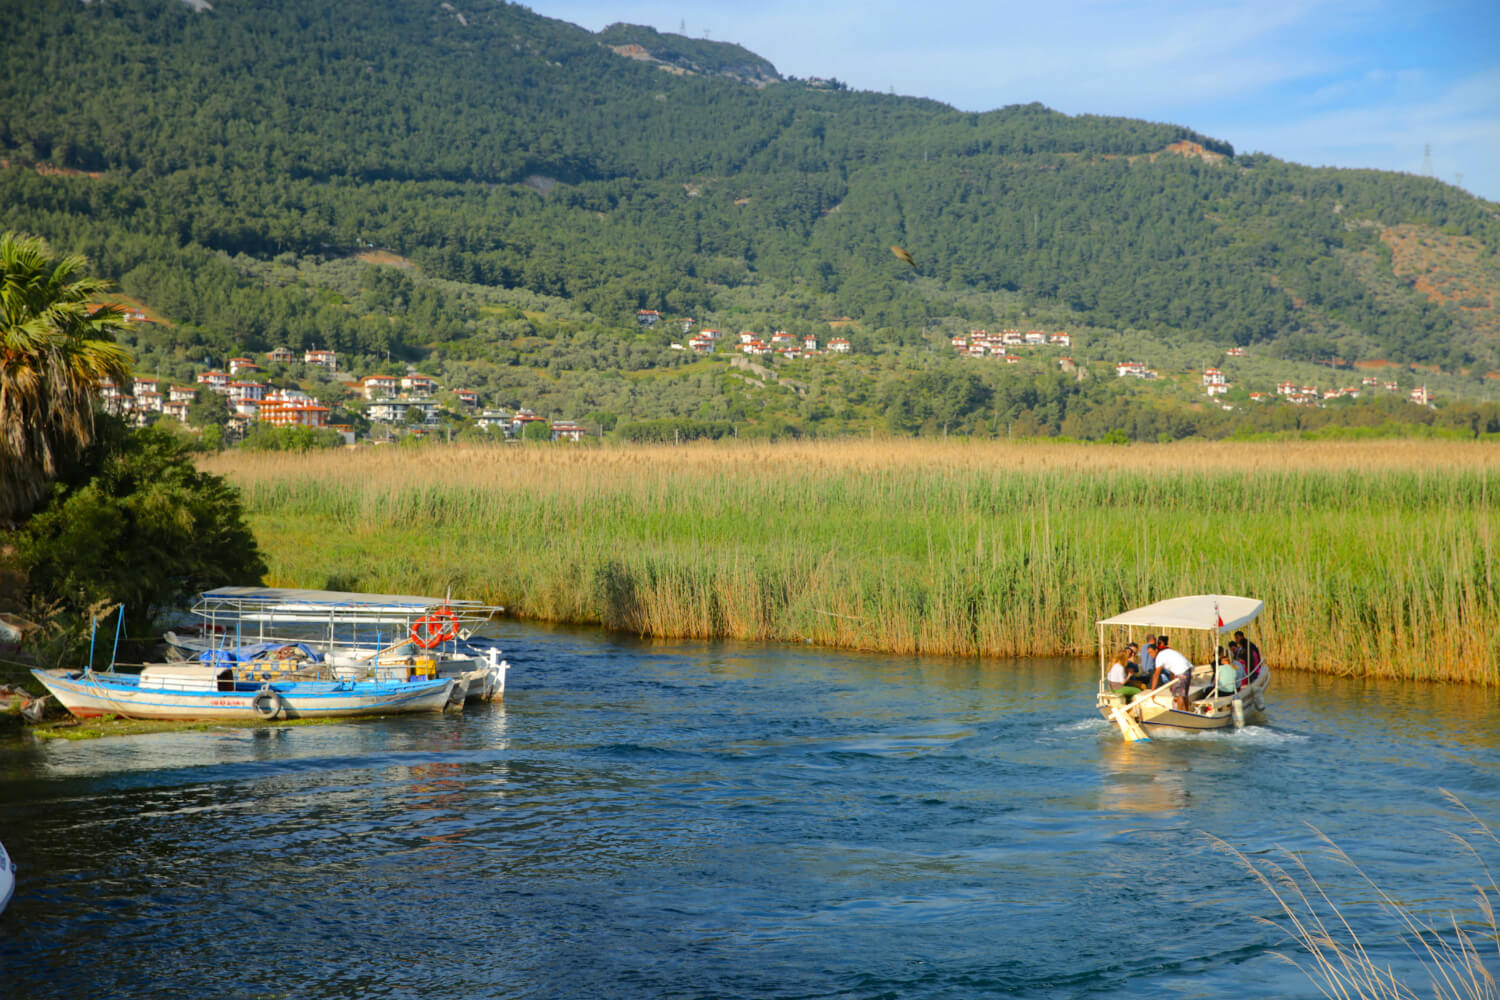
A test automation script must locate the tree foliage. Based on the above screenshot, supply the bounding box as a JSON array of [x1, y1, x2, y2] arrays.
[[0, 231, 132, 521], [17, 421, 266, 637], [0, 0, 1495, 420]]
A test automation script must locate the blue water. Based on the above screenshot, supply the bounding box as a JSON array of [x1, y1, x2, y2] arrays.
[[1, 623, 1496, 999]]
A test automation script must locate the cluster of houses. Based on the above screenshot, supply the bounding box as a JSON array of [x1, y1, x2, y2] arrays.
[[676, 327, 851, 358], [1257, 379, 1433, 407], [951, 329, 1072, 361], [1112, 345, 1439, 409], [641, 312, 854, 358], [98, 347, 592, 442]]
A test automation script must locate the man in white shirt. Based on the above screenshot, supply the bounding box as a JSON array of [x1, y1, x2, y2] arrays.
[[1151, 635, 1194, 710]]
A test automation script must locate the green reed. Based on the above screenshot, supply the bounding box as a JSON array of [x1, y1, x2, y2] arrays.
[[211, 440, 1500, 684]]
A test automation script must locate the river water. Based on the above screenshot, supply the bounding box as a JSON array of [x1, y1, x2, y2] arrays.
[[1, 622, 1496, 999]]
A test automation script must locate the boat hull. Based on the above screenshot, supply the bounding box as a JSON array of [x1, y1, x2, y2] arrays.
[[0, 838, 14, 916], [1098, 665, 1271, 736], [31, 668, 455, 721], [165, 632, 508, 702]]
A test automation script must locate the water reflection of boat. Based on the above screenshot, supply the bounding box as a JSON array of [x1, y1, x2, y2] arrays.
[[163, 587, 509, 702], [1095, 595, 1270, 742], [31, 662, 458, 721]]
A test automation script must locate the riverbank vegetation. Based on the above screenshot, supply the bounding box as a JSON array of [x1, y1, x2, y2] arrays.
[[208, 438, 1500, 685]]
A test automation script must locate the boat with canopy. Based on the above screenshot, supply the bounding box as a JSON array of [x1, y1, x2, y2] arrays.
[[1095, 594, 1270, 742], [33, 604, 464, 721], [163, 587, 509, 702]]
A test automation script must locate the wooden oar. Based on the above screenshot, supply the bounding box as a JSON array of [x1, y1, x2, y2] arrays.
[[1111, 704, 1151, 742]]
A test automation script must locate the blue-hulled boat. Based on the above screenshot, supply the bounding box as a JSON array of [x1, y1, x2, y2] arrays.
[[31, 662, 459, 721]]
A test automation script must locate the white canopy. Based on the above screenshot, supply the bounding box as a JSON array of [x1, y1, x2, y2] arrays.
[[193, 587, 502, 624], [1096, 595, 1262, 634]]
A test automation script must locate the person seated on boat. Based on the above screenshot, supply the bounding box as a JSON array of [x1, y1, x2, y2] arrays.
[[1233, 631, 1262, 679], [1215, 647, 1239, 697], [1136, 640, 1157, 684], [1151, 635, 1194, 710], [1106, 647, 1145, 702]]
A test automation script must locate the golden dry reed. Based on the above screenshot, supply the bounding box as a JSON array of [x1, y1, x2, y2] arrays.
[[205, 438, 1500, 684]]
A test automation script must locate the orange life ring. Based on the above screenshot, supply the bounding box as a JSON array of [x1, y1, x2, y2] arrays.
[[410, 607, 460, 649]]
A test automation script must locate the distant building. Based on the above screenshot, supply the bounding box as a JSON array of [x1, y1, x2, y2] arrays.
[[636, 310, 661, 327], [512, 408, 548, 436], [362, 375, 398, 400], [196, 370, 230, 392], [828, 338, 852, 354], [477, 409, 513, 433], [551, 420, 587, 442], [227, 381, 266, 402], [304, 349, 338, 370], [259, 398, 330, 428], [400, 374, 437, 396]]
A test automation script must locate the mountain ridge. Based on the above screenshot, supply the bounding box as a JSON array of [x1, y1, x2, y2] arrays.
[[1, 0, 1495, 389]]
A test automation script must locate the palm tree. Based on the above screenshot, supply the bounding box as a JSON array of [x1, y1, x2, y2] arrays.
[[1, 232, 132, 522]]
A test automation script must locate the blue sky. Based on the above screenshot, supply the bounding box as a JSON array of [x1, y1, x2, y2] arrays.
[[531, 0, 1500, 203]]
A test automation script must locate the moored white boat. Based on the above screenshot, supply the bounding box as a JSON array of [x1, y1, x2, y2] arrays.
[[163, 587, 510, 702], [0, 837, 15, 915], [31, 663, 459, 722], [1095, 594, 1271, 742]]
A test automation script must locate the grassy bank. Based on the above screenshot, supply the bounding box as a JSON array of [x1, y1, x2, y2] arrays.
[[205, 438, 1500, 684]]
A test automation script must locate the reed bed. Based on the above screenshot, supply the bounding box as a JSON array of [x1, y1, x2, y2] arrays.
[[204, 438, 1500, 684]]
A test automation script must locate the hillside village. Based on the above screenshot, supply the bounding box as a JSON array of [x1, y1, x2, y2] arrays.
[[96, 305, 1443, 445], [95, 311, 868, 444]]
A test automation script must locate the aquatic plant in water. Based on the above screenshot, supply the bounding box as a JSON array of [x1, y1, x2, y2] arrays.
[[1215, 792, 1499, 1000]]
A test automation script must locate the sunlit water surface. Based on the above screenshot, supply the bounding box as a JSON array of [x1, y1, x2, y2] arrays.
[[1, 623, 1496, 999]]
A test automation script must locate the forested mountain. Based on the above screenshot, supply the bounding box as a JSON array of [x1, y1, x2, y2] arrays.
[[2, 0, 1497, 387]]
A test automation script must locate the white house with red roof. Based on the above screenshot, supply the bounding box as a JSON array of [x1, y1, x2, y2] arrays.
[[828, 338, 851, 354], [400, 374, 437, 396], [226, 381, 265, 404], [361, 375, 398, 400], [304, 349, 338, 370]]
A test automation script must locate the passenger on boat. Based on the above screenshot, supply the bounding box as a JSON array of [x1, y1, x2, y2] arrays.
[[1135, 640, 1157, 683], [1215, 647, 1239, 696], [1152, 636, 1193, 710], [1106, 647, 1145, 701], [1233, 631, 1262, 676]]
